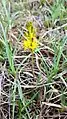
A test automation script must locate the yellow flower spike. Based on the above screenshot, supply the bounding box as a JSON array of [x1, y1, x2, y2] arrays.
[[23, 40, 28, 50], [30, 37, 38, 51], [23, 39, 31, 50], [23, 22, 38, 52]]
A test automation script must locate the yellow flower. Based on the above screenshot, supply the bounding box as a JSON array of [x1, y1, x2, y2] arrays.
[[23, 22, 38, 52], [23, 37, 38, 52], [23, 39, 31, 50]]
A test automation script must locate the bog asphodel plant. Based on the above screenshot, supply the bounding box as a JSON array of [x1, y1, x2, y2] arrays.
[[23, 22, 38, 52]]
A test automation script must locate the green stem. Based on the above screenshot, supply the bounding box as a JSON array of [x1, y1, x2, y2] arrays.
[[31, 53, 35, 81]]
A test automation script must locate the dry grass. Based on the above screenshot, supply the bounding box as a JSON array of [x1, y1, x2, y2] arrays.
[[0, 0, 67, 119]]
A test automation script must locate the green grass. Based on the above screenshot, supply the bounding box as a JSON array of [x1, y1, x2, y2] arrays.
[[0, 0, 67, 119]]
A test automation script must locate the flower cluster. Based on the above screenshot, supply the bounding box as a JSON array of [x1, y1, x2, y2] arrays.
[[23, 22, 38, 52]]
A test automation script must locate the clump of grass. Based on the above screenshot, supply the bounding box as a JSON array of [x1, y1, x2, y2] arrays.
[[0, 0, 67, 119]]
